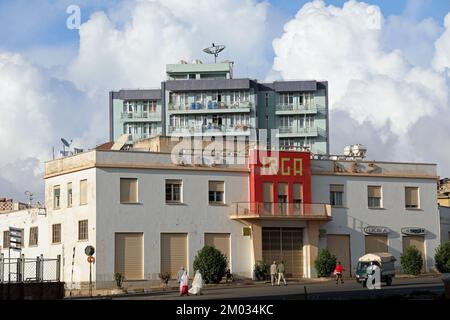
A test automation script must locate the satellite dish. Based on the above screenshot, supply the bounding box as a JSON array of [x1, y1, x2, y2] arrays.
[[61, 138, 71, 148], [111, 134, 129, 151], [203, 43, 226, 63]]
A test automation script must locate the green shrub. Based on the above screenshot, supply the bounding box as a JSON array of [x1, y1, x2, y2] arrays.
[[193, 246, 227, 284], [158, 272, 171, 285], [314, 249, 337, 277], [254, 260, 270, 281], [401, 246, 423, 275], [435, 242, 450, 273], [114, 272, 124, 288]]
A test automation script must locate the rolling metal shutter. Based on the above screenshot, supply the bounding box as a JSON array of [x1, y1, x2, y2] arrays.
[[365, 235, 388, 254], [205, 233, 230, 266], [161, 233, 188, 279], [262, 228, 303, 278], [115, 233, 144, 281], [327, 234, 351, 277], [402, 236, 425, 272]]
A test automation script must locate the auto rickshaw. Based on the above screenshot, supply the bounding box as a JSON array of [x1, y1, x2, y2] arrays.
[[355, 252, 396, 287]]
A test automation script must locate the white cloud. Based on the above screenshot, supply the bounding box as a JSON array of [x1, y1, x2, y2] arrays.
[[433, 12, 450, 75], [271, 0, 449, 141], [68, 0, 269, 92]]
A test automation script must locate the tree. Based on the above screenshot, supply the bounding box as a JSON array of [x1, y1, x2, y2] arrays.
[[401, 246, 423, 275], [435, 242, 450, 273], [254, 260, 270, 281], [314, 249, 337, 277], [193, 246, 227, 284]]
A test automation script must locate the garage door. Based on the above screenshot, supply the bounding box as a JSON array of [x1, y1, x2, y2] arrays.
[[115, 233, 144, 281], [402, 236, 425, 272], [161, 233, 188, 279], [262, 228, 303, 278], [327, 235, 351, 277], [205, 233, 230, 266], [365, 235, 388, 254]]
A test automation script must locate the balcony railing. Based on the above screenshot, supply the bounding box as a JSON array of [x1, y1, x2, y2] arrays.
[[168, 101, 252, 112], [168, 124, 251, 135], [121, 112, 161, 120], [276, 104, 318, 113], [231, 202, 332, 219], [278, 126, 318, 135]]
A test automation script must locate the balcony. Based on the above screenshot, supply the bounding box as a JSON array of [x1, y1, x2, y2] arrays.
[[230, 202, 332, 221], [276, 126, 319, 138], [121, 112, 161, 122], [275, 104, 318, 115], [168, 101, 252, 114], [168, 124, 251, 137]]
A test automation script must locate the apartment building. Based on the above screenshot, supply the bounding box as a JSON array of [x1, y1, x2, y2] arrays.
[[0, 145, 442, 288], [109, 60, 329, 154]]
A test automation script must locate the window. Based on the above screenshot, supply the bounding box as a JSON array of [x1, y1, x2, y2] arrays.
[[78, 220, 88, 241], [120, 178, 138, 203], [330, 185, 344, 206], [368, 186, 382, 208], [67, 182, 73, 207], [3, 231, 9, 249], [29, 227, 38, 246], [53, 185, 61, 209], [209, 181, 224, 204], [166, 180, 182, 203], [80, 180, 88, 205], [405, 187, 420, 209], [52, 224, 61, 244]]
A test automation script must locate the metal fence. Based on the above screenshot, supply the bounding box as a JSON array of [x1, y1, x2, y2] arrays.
[[0, 254, 60, 283]]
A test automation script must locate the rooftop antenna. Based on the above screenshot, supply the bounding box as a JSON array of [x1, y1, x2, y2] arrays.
[[203, 43, 226, 63], [61, 138, 72, 157], [25, 191, 33, 207]]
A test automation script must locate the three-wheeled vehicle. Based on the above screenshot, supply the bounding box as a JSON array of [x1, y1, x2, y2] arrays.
[[355, 252, 396, 287]]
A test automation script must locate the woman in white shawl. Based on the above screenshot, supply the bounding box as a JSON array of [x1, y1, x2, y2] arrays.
[[189, 270, 203, 295], [179, 271, 189, 296]]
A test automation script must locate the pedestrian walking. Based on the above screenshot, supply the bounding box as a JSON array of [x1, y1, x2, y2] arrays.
[[189, 270, 203, 295], [177, 266, 185, 286], [179, 270, 189, 296], [270, 261, 277, 286], [334, 261, 345, 284], [277, 261, 287, 286]]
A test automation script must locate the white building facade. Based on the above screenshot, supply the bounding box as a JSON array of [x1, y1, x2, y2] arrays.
[[0, 149, 444, 289]]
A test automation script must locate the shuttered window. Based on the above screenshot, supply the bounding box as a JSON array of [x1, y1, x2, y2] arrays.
[[67, 182, 73, 207], [115, 233, 144, 280], [78, 220, 88, 241], [29, 227, 39, 246], [53, 185, 61, 209], [368, 186, 382, 208], [405, 187, 419, 208], [166, 180, 182, 203], [3, 231, 9, 249], [330, 184, 344, 206], [52, 224, 61, 244], [120, 178, 138, 203], [293, 183, 302, 203], [209, 181, 224, 204], [80, 180, 88, 205]]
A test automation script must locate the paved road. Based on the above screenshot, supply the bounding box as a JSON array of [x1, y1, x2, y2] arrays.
[[111, 277, 444, 300]]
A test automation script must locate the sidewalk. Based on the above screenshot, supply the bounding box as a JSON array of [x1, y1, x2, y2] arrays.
[[65, 277, 331, 299]]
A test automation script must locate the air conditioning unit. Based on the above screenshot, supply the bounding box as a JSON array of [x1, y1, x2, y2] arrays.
[[242, 227, 251, 237]]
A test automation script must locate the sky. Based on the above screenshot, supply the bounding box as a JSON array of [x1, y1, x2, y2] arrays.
[[1, 0, 450, 202]]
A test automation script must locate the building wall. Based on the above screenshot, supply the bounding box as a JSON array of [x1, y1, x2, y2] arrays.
[[95, 167, 252, 287], [0, 168, 97, 286], [439, 206, 450, 243], [311, 174, 441, 273]]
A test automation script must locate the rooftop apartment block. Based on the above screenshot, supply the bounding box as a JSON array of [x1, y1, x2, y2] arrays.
[[110, 60, 329, 154]]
